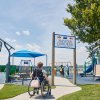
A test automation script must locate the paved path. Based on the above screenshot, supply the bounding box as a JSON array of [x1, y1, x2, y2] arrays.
[[6, 77, 81, 100], [0, 84, 4, 90]]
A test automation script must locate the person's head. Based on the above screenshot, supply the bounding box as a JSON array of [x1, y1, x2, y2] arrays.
[[61, 65, 63, 67], [37, 62, 43, 69]]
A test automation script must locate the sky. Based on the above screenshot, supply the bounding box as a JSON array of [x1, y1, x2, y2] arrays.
[[0, 0, 89, 66]]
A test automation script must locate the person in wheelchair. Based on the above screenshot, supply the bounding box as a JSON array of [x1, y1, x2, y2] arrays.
[[32, 62, 48, 84], [32, 62, 50, 95]]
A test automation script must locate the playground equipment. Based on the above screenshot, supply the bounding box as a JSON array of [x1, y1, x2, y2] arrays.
[[84, 57, 97, 74], [49, 62, 72, 67], [92, 39, 100, 64], [18, 60, 33, 74], [93, 39, 100, 79], [10, 60, 34, 85], [94, 65, 100, 77], [80, 58, 98, 77], [11, 50, 47, 66], [81, 39, 100, 77]]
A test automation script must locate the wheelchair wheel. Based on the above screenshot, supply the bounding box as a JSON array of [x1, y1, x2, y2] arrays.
[[28, 80, 39, 97], [41, 80, 51, 97]]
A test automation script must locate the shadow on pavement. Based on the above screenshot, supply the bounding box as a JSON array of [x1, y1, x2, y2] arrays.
[[31, 95, 55, 100]]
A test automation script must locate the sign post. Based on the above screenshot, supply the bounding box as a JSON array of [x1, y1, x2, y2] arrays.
[[51, 32, 55, 86], [73, 39, 76, 84], [51, 33, 76, 85]]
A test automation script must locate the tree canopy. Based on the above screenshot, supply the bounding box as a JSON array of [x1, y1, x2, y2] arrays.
[[64, 0, 100, 44]]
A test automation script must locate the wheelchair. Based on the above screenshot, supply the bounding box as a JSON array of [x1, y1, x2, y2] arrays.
[[28, 77, 51, 97]]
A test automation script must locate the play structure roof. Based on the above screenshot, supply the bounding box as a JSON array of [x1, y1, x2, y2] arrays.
[[11, 50, 45, 58]]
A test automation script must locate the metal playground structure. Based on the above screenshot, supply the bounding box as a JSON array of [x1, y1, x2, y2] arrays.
[[49, 62, 72, 67]]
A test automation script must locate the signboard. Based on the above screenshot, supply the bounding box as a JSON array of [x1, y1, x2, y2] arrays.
[[0, 41, 2, 52], [54, 34, 76, 49], [24, 61, 29, 64]]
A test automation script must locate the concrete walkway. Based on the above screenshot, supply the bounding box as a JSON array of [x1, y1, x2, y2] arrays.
[[0, 84, 4, 90], [5, 77, 81, 100]]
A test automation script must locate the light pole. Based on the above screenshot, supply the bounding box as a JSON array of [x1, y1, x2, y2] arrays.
[[0, 38, 15, 82]]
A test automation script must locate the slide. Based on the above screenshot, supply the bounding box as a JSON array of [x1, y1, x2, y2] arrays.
[[84, 57, 97, 73], [80, 64, 93, 77], [80, 57, 97, 77], [84, 64, 93, 73]]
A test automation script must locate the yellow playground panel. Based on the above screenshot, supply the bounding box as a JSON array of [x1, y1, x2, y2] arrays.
[[94, 64, 100, 77]]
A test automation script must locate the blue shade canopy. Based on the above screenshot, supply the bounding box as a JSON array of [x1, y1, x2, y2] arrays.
[[11, 50, 45, 58]]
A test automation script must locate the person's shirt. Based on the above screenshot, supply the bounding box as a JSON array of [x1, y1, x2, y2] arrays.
[[32, 68, 47, 78], [32, 68, 43, 78]]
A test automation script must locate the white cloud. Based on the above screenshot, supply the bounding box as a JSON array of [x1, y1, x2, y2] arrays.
[[16, 32, 21, 36], [76, 46, 89, 65], [16, 30, 31, 36], [77, 46, 87, 54], [5, 38, 16, 43], [12, 43, 43, 53], [15, 44, 23, 49], [22, 31, 30, 35], [26, 43, 41, 52]]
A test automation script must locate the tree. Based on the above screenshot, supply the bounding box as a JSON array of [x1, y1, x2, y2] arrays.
[[64, 0, 100, 44], [86, 39, 100, 58]]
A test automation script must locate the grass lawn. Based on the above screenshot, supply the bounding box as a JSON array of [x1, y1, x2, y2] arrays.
[[0, 84, 56, 99], [0, 84, 28, 99], [57, 84, 100, 100]]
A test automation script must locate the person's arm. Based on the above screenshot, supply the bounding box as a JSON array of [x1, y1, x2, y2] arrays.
[[43, 70, 51, 85], [44, 73, 48, 81], [42, 70, 48, 81]]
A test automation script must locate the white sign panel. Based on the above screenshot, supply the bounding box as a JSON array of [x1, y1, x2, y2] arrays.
[[55, 34, 76, 49]]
